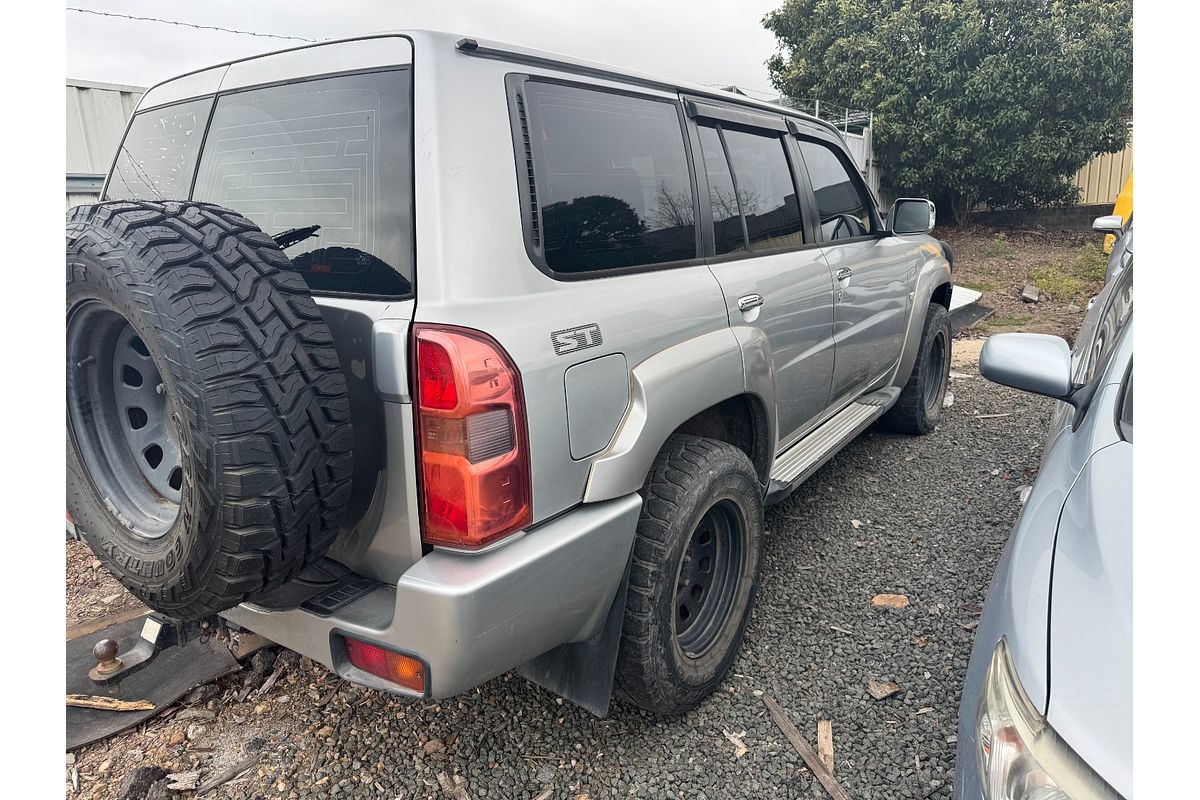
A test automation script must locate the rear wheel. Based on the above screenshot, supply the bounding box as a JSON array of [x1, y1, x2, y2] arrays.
[[615, 435, 764, 714], [880, 302, 952, 435]]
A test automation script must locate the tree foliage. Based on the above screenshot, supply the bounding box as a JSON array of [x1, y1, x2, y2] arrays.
[[764, 0, 1132, 223]]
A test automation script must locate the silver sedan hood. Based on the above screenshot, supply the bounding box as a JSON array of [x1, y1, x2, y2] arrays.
[[1047, 436, 1132, 798]]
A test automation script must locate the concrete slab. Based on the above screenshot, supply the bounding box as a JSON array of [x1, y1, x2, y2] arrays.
[[950, 285, 983, 311]]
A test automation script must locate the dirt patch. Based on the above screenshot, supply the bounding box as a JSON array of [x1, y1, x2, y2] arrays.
[[943, 225, 1105, 343], [66, 538, 143, 630], [950, 338, 984, 369]]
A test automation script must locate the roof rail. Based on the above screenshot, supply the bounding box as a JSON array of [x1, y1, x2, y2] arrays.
[[454, 37, 843, 139]]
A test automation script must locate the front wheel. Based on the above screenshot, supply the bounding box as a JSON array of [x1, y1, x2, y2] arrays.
[[879, 302, 952, 435], [614, 435, 764, 715]]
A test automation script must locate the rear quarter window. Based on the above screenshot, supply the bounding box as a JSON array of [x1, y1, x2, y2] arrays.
[[105, 97, 213, 201], [519, 81, 697, 276], [192, 69, 414, 298]]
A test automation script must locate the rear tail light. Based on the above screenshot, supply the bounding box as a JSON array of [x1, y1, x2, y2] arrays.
[[413, 324, 531, 549], [343, 637, 426, 693]]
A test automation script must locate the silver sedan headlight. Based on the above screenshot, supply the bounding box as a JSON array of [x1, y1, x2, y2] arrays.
[[976, 640, 1121, 799]]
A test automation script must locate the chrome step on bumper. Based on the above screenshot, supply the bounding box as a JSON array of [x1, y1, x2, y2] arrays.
[[765, 388, 898, 505]]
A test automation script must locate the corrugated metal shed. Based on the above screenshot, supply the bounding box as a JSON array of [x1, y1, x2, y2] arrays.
[[66, 79, 144, 208]]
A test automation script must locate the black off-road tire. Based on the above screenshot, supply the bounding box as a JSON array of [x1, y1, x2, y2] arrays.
[[879, 302, 952, 435], [614, 435, 764, 715], [66, 201, 354, 620]]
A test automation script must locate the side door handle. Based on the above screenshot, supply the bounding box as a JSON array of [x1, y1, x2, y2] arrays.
[[835, 267, 853, 282], [737, 294, 764, 312]]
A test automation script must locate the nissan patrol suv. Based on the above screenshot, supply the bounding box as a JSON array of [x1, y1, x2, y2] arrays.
[[66, 31, 953, 715]]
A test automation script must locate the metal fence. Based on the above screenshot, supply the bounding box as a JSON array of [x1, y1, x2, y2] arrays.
[[1073, 131, 1132, 206], [66, 79, 144, 208], [839, 126, 879, 202]]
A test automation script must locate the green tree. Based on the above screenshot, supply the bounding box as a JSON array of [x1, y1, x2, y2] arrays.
[[764, 0, 1132, 224]]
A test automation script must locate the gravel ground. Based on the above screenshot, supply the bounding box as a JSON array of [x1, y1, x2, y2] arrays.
[[67, 346, 1051, 800]]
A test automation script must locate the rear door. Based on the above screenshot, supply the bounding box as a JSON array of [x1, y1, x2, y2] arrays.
[[686, 103, 836, 447], [793, 133, 920, 404], [105, 36, 423, 583], [192, 64, 419, 583]]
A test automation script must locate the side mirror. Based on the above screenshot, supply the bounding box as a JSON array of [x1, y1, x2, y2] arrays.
[[979, 333, 1074, 400], [1092, 214, 1123, 236], [888, 198, 936, 235]]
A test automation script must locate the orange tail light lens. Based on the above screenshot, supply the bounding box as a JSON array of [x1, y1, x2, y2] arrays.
[[413, 324, 531, 549], [343, 637, 426, 693]]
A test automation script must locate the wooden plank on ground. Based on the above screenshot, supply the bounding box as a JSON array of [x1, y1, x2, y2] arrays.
[[763, 695, 852, 800], [66, 694, 154, 712], [817, 719, 834, 774]]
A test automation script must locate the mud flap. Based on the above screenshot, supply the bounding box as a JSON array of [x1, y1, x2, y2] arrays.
[[516, 554, 632, 717]]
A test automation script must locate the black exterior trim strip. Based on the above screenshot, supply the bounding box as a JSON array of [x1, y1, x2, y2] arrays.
[[686, 100, 788, 132], [714, 125, 752, 250]]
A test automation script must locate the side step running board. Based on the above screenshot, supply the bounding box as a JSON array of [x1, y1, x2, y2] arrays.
[[765, 387, 899, 505]]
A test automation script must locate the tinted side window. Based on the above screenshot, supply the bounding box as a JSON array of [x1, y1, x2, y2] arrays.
[[524, 82, 696, 274], [105, 97, 213, 201], [697, 126, 747, 255], [721, 128, 804, 251], [798, 139, 873, 241], [193, 70, 413, 298]]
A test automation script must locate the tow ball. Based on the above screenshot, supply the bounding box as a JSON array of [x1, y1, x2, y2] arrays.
[[87, 614, 208, 684]]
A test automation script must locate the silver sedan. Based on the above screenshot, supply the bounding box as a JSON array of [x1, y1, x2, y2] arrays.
[[954, 262, 1132, 799]]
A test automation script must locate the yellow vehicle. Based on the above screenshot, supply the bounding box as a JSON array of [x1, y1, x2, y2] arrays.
[[1105, 171, 1133, 253]]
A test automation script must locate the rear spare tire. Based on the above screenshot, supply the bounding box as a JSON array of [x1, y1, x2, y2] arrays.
[[66, 201, 354, 620]]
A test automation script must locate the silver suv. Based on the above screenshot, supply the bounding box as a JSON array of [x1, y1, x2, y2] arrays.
[[65, 31, 953, 715]]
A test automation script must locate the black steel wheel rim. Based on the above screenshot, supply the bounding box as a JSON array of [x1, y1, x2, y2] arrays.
[[674, 499, 745, 658], [67, 301, 183, 538], [923, 329, 948, 410]]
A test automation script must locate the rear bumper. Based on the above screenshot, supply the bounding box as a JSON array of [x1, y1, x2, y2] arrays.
[[222, 493, 642, 699]]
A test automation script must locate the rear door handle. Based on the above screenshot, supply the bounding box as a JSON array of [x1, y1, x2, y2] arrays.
[[737, 294, 764, 312], [835, 267, 853, 281]]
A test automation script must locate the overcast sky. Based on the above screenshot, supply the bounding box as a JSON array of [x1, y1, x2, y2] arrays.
[[66, 0, 786, 98]]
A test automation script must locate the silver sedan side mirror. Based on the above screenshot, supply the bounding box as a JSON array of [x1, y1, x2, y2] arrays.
[[1092, 214, 1123, 236], [979, 333, 1074, 400], [888, 198, 936, 235]]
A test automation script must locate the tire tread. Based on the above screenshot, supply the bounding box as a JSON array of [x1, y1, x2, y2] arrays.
[[614, 435, 763, 714], [879, 302, 952, 435], [66, 200, 353, 619]]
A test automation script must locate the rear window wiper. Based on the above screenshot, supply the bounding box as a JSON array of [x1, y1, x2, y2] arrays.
[[273, 224, 321, 250]]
